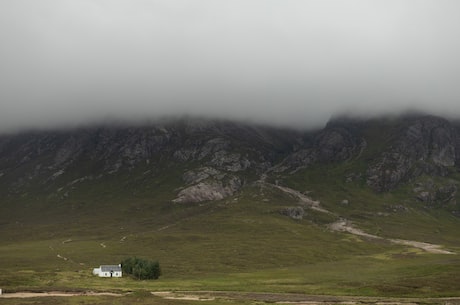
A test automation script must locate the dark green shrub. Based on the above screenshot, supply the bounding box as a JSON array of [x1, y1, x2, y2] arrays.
[[121, 257, 161, 280]]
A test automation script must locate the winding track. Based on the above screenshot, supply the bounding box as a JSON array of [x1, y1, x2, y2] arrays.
[[3, 290, 460, 304], [260, 181, 454, 254], [0, 291, 121, 298]]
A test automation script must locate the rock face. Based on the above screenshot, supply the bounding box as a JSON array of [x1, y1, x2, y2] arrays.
[[173, 177, 242, 204], [173, 167, 243, 203], [1, 114, 460, 203], [280, 206, 305, 220], [413, 179, 457, 205], [0, 119, 300, 202], [278, 124, 366, 172], [366, 116, 460, 192]]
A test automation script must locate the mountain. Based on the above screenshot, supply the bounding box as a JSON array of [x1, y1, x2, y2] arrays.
[[3, 114, 459, 207], [1, 114, 460, 296], [0, 119, 301, 203]]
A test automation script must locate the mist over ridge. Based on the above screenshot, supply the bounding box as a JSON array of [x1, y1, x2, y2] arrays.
[[1, 1, 460, 132]]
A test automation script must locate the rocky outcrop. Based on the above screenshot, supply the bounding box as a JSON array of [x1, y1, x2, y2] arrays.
[[280, 206, 305, 220], [366, 116, 460, 192], [182, 167, 224, 185], [173, 167, 244, 203], [172, 176, 242, 203], [278, 125, 366, 172], [413, 179, 457, 205]]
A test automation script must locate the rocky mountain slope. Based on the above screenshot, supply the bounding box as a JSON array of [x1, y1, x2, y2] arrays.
[[0, 119, 298, 203], [1, 115, 460, 209], [2, 114, 460, 297]]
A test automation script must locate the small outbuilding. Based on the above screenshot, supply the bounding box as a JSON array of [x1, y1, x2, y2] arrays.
[[92, 264, 122, 277]]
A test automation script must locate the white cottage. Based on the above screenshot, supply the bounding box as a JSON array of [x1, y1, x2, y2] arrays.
[[92, 264, 122, 277]]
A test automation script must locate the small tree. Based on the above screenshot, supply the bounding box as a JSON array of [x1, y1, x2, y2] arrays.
[[145, 260, 161, 279], [121, 257, 161, 280]]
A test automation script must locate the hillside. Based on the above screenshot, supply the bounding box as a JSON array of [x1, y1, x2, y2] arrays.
[[1, 114, 460, 297]]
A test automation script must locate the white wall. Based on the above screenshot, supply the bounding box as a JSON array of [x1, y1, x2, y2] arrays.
[[92, 268, 122, 277]]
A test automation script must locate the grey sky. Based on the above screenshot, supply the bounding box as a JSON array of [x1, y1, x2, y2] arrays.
[[1, 0, 460, 131]]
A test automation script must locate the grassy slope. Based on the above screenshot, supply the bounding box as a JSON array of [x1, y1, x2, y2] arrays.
[[1, 176, 460, 296], [273, 119, 460, 296]]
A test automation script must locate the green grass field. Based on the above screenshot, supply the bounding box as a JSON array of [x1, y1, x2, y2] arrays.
[[1, 180, 460, 299]]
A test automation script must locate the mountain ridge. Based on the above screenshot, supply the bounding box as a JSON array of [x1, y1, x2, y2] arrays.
[[1, 114, 460, 205]]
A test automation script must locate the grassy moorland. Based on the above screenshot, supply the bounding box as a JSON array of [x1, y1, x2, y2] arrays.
[[1, 176, 460, 299]]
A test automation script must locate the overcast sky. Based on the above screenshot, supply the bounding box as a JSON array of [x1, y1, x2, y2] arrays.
[[1, 0, 460, 131]]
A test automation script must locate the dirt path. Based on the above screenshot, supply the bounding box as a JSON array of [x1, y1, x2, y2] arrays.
[[329, 219, 454, 254], [3, 290, 460, 304], [265, 182, 454, 255], [258, 176, 333, 214], [267, 183, 331, 214], [329, 219, 380, 239], [151, 291, 460, 305], [388, 238, 454, 254], [0, 291, 122, 298], [152, 291, 215, 301]]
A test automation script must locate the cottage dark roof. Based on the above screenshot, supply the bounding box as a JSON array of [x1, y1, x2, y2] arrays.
[[100, 265, 122, 272]]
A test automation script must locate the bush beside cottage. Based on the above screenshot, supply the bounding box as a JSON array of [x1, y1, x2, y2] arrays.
[[121, 257, 161, 280]]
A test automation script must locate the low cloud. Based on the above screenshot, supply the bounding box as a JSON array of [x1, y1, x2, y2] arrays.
[[1, 0, 460, 131]]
